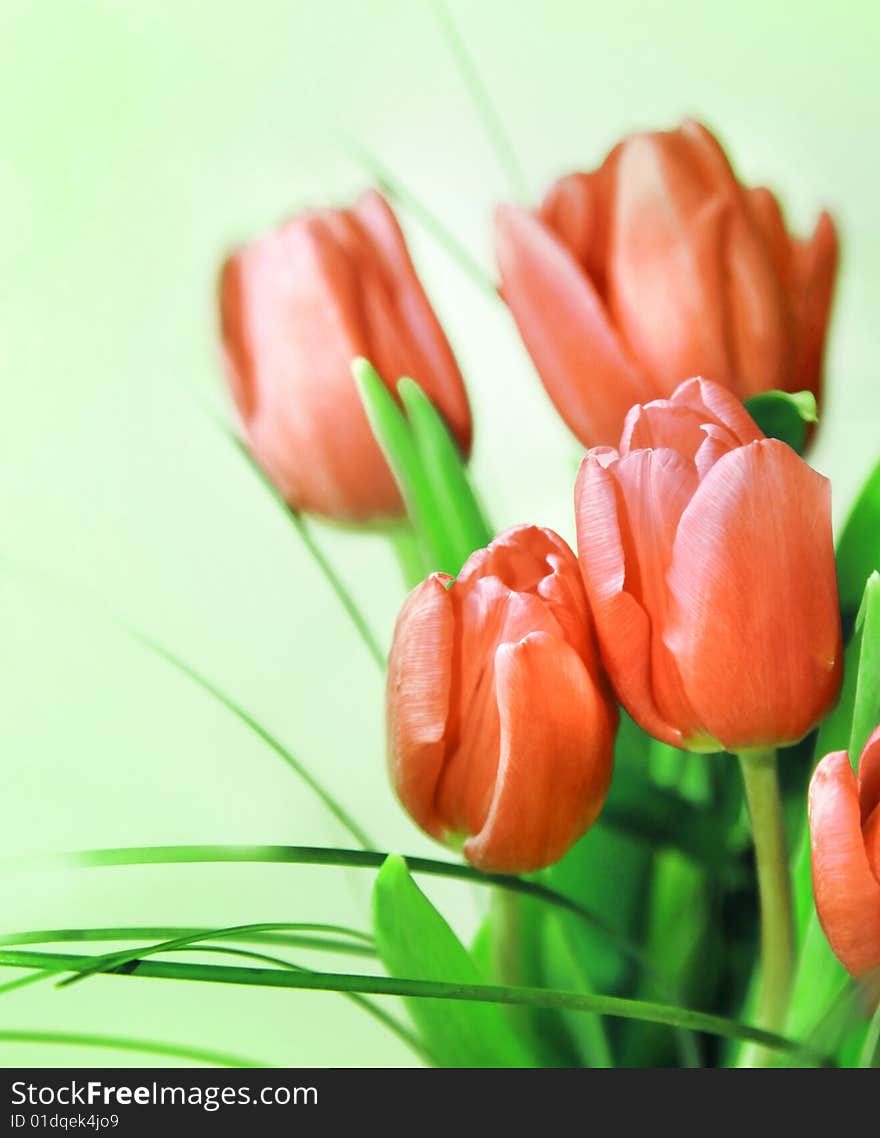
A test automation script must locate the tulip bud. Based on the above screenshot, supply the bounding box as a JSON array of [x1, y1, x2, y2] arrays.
[[809, 727, 880, 979], [386, 525, 617, 873], [219, 190, 472, 522], [495, 119, 837, 449], [575, 377, 842, 752]]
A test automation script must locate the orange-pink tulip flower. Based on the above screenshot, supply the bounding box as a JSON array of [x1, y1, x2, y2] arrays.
[[809, 727, 880, 980], [219, 190, 472, 522], [495, 119, 838, 449], [386, 525, 617, 873], [575, 377, 842, 752]]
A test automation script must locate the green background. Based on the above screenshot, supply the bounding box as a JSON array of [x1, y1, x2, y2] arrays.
[[1, 0, 877, 1066]]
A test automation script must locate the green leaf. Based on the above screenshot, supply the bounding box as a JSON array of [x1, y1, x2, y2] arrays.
[[836, 459, 880, 623], [847, 571, 880, 760], [354, 360, 492, 577], [541, 915, 613, 1067], [397, 377, 492, 566], [353, 358, 449, 573], [372, 855, 535, 1067], [745, 389, 817, 455], [0, 946, 828, 1062]]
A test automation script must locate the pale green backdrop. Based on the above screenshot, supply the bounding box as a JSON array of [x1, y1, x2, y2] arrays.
[[1, 0, 877, 1066]]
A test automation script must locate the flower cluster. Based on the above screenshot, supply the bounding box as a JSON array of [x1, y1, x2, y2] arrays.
[[218, 119, 878, 1009]]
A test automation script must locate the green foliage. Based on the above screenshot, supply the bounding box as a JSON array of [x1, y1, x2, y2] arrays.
[[836, 460, 880, 623], [371, 855, 535, 1067], [745, 389, 817, 455], [354, 359, 491, 577]]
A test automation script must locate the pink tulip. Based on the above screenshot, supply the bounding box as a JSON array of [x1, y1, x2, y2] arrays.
[[220, 190, 472, 521], [496, 120, 837, 448], [809, 727, 880, 979], [575, 377, 842, 751], [386, 525, 617, 873]]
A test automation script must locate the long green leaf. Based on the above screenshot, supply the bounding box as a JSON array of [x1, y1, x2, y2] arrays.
[[0, 1027, 266, 1068], [353, 358, 452, 573], [836, 458, 880, 622], [11, 843, 618, 943], [373, 855, 534, 1067], [0, 925, 374, 956], [134, 637, 374, 849], [397, 377, 492, 568], [430, 0, 529, 201], [847, 571, 880, 760], [0, 948, 827, 1062], [339, 137, 495, 297], [58, 922, 373, 989], [745, 389, 817, 455]]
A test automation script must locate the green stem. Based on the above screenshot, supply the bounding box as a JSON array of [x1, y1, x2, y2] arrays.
[[736, 748, 796, 1066], [490, 888, 522, 987]]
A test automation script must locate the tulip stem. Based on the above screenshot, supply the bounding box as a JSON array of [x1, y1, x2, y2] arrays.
[[736, 747, 795, 1066], [491, 887, 523, 988]]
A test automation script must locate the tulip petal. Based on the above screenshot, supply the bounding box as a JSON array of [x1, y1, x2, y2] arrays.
[[437, 579, 564, 836], [788, 211, 838, 400], [354, 190, 473, 456], [464, 632, 615, 873], [495, 204, 651, 448], [218, 253, 259, 420], [858, 726, 880, 828], [722, 209, 790, 397], [609, 134, 733, 389], [610, 448, 707, 741], [386, 574, 455, 840], [809, 751, 880, 977], [669, 377, 764, 446], [666, 439, 842, 749], [220, 219, 402, 520], [575, 454, 682, 746]]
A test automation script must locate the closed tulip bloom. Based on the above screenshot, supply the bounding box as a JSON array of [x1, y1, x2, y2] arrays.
[[575, 377, 841, 752], [496, 119, 837, 448], [219, 190, 471, 522], [386, 525, 617, 873], [809, 728, 880, 979]]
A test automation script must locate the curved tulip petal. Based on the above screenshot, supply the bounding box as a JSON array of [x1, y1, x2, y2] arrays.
[[354, 190, 473, 456], [464, 632, 615, 873], [722, 209, 790, 397], [495, 204, 651, 447], [810, 751, 880, 978], [386, 574, 455, 840], [788, 211, 838, 400], [858, 726, 880, 827], [669, 377, 764, 446], [218, 253, 259, 421], [437, 580, 562, 836], [575, 453, 682, 746], [221, 220, 402, 520], [666, 439, 842, 749], [609, 134, 734, 390]]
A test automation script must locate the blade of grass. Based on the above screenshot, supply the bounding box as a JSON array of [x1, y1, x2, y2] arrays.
[[0, 948, 828, 1062], [0, 925, 374, 957], [431, 0, 529, 200], [58, 922, 375, 989], [223, 426, 385, 668], [339, 136, 496, 298], [8, 843, 634, 957], [133, 637, 374, 850], [0, 1027, 266, 1068]]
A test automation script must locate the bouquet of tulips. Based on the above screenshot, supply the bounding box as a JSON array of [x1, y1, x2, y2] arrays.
[[4, 117, 878, 1071]]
